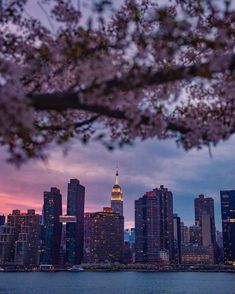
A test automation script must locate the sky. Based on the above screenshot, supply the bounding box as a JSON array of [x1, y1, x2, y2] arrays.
[[1, 135, 235, 230], [1, 0, 235, 230]]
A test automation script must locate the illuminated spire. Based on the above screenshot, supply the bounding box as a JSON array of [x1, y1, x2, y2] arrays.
[[115, 169, 119, 185]]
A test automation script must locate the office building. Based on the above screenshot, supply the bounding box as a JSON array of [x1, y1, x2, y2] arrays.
[[0, 210, 40, 266], [220, 190, 235, 265], [194, 195, 216, 245], [135, 185, 173, 263], [66, 179, 85, 265], [41, 187, 62, 265], [89, 208, 124, 263], [173, 214, 181, 264]]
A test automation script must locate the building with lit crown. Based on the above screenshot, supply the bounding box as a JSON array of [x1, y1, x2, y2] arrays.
[[111, 170, 124, 216]]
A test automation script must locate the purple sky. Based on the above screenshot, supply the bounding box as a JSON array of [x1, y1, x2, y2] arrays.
[[1, 136, 235, 229], [1, 0, 235, 230]]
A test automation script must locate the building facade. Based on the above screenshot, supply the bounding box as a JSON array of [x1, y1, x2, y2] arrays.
[[111, 170, 124, 216], [0, 210, 40, 266], [89, 208, 124, 263], [220, 190, 235, 265], [194, 195, 216, 244], [173, 214, 181, 264], [135, 185, 174, 263], [66, 179, 85, 265], [41, 187, 62, 265]]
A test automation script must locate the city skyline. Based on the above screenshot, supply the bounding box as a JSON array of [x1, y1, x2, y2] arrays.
[[1, 136, 235, 229]]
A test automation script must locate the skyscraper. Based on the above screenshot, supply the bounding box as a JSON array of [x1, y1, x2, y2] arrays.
[[111, 170, 124, 216], [66, 179, 85, 265], [194, 194, 216, 244], [41, 187, 62, 265], [89, 208, 124, 263], [220, 190, 235, 265], [173, 214, 181, 264], [194, 194, 216, 263], [14, 210, 40, 265], [135, 185, 174, 263], [0, 210, 40, 266]]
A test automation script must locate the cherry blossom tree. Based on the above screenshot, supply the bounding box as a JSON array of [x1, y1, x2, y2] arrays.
[[1, 0, 235, 164]]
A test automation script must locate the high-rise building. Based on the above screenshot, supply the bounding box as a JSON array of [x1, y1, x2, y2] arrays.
[[181, 222, 189, 245], [220, 190, 235, 265], [189, 225, 202, 245], [41, 187, 62, 265], [111, 170, 124, 216], [83, 212, 92, 263], [66, 179, 85, 265], [89, 208, 124, 263], [194, 195, 216, 244], [0, 210, 40, 266], [173, 214, 181, 264], [135, 185, 174, 263], [194, 194, 216, 263], [14, 210, 40, 265]]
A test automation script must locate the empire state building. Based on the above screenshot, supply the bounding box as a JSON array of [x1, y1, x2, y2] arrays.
[[111, 170, 124, 216]]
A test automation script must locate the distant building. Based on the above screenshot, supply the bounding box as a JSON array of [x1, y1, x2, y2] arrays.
[[135, 185, 173, 263], [189, 225, 202, 245], [111, 170, 124, 216], [14, 210, 40, 265], [194, 195, 216, 246], [173, 214, 181, 264], [123, 228, 135, 263], [181, 222, 189, 245], [41, 187, 62, 265], [181, 244, 214, 265], [0, 215, 5, 226], [216, 230, 223, 249], [66, 179, 85, 265], [89, 208, 124, 263], [0, 210, 40, 266], [83, 212, 92, 263], [220, 190, 235, 265]]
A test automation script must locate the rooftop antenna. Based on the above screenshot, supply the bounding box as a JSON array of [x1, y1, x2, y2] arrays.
[[115, 161, 119, 185]]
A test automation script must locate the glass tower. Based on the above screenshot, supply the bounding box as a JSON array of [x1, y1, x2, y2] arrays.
[[220, 190, 235, 265], [66, 179, 85, 265]]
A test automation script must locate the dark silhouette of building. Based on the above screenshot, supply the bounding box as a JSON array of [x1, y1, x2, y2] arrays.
[[135, 185, 174, 263], [89, 207, 124, 263], [0, 215, 5, 227], [0, 210, 40, 266], [14, 210, 40, 265], [220, 190, 235, 265], [194, 194, 216, 263], [189, 225, 202, 245], [66, 179, 85, 265], [173, 214, 181, 264], [111, 170, 124, 216], [41, 187, 62, 265], [194, 195, 216, 244], [181, 222, 189, 245], [83, 212, 92, 263]]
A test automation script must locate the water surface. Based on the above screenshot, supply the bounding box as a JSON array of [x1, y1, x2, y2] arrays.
[[0, 272, 234, 294]]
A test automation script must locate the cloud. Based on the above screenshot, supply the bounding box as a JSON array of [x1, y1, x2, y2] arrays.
[[1, 135, 235, 230]]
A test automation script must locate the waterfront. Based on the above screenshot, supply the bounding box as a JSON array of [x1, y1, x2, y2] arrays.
[[0, 272, 234, 294]]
